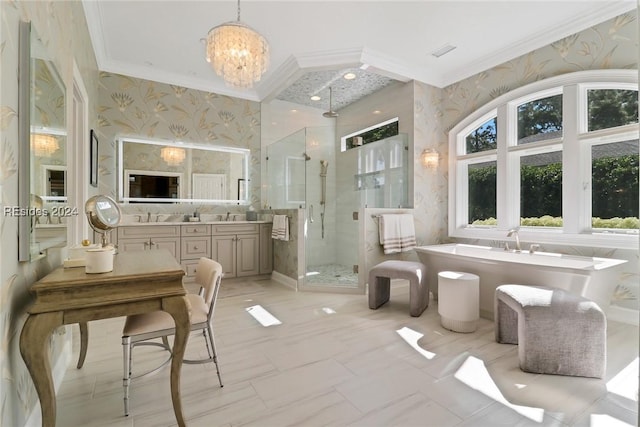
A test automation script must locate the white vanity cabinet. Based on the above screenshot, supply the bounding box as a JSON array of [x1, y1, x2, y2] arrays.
[[180, 224, 211, 284], [211, 223, 260, 278], [116, 225, 181, 259], [115, 221, 272, 280]]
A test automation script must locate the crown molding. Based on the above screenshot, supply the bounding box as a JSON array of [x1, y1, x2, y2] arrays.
[[439, 1, 637, 88], [99, 58, 262, 102]]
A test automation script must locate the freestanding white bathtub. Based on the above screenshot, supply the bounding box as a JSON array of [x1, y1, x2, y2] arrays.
[[415, 243, 627, 319]]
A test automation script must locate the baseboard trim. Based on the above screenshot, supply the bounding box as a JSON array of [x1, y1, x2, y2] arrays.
[[271, 270, 297, 290]]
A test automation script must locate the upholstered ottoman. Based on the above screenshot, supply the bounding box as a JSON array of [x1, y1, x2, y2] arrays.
[[495, 284, 606, 378], [368, 261, 429, 317]]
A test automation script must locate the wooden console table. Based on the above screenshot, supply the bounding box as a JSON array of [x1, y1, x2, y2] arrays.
[[20, 250, 190, 427]]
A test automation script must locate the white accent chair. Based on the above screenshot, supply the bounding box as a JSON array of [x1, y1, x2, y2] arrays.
[[121, 257, 224, 416]]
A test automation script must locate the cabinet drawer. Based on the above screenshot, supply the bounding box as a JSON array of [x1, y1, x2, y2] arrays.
[[211, 223, 259, 235], [181, 224, 210, 236], [181, 236, 211, 259], [118, 225, 180, 239], [118, 238, 149, 253], [118, 237, 180, 260], [180, 260, 201, 293], [181, 259, 200, 281]]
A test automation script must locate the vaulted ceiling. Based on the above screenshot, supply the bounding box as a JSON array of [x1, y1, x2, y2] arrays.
[[83, 1, 636, 112]]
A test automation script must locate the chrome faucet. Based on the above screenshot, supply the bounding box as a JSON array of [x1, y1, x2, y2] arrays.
[[506, 228, 521, 252]]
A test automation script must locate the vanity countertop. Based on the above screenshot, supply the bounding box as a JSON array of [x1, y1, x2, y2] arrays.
[[118, 220, 272, 226]]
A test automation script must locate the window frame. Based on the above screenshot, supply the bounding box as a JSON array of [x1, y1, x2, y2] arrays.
[[449, 70, 639, 249]]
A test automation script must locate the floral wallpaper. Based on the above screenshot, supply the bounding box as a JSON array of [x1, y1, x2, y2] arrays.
[[441, 12, 638, 129], [0, 1, 99, 426], [98, 72, 261, 215]]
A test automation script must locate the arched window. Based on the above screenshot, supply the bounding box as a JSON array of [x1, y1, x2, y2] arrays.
[[449, 70, 638, 249]]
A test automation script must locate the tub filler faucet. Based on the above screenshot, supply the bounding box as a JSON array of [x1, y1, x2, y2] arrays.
[[505, 228, 521, 252]]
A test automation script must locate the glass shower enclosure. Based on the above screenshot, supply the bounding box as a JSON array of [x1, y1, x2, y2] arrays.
[[267, 127, 408, 292]]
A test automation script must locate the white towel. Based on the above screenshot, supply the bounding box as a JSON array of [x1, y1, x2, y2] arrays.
[[271, 215, 289, 241], [378, 214, 416, 254]]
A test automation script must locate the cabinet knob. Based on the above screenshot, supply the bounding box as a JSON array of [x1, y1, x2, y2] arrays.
[[194, 246, 198, 250]]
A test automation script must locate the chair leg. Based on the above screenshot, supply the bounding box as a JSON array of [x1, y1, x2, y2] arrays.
[[161, 335, 170, 350], [122, 336, 132, 416], [202, 329, 213, 360], [205, 326, 223, 387]]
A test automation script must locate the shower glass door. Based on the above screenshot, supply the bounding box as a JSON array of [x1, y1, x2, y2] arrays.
[[266, 127, 407, 293], [302, 126, 361, 290]]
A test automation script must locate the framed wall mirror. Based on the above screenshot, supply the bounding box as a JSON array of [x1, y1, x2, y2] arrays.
[[18, 21, 68, 262], [117, 137, 250, 204]]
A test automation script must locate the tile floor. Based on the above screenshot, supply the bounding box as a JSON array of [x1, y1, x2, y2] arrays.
[[55, 277, 639, 427]]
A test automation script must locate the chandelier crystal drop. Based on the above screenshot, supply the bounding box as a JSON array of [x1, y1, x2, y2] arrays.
[[161, 146, 186, 166], [205, 0, 269, 89]]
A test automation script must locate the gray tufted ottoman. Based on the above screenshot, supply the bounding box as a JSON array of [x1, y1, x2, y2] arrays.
[[368, 260, 429, 317], [495, 284, 606, 378]]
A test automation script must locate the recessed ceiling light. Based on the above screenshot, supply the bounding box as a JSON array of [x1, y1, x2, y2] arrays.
[[291, 109, 298, 113], [310, 95, 321, 101], [431, 44, 457, 58], [343, 72, 356, 80], [372, 110, 382, 114]]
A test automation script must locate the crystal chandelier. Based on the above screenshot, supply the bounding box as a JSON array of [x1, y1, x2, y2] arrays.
[[30, 133, 59, 157], [205, 0, 269, 88], [161, 146, 186, 166]]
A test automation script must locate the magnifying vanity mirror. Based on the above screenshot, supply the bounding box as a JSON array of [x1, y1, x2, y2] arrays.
[[85, 195, 122, 247], [18, 21, 67, 261], [117, 137, 250, 204]]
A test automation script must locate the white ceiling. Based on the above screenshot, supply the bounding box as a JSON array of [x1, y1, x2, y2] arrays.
[[82, 0, 636, 112]]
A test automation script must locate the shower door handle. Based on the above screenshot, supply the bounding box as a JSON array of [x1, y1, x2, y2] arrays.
[[309, 205, 314, 223]]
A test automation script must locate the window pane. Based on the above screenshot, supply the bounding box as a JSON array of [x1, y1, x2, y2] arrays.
[[468, 161, 496, 225], [465, 117, 497, 154], [520, 151, 562, 227], [346, 119, 399, 150], [592, 140, 639, 229], [517, 94, 562, 145], [588, 89, 639, 132]]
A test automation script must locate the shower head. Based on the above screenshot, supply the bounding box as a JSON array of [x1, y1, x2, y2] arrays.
[[303, 153, 311, 161], [322, 87, 339, 118]]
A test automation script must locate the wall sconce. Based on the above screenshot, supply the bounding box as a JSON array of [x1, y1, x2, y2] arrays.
[[420, 149, 439, 168]]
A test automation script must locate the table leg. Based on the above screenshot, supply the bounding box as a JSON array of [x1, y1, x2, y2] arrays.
[[20, 312, 63, 427], [161, 295, 191, 427], [77, 322, 88, 369]]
